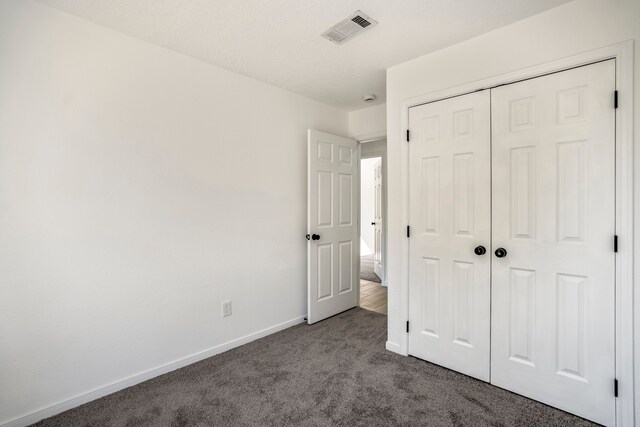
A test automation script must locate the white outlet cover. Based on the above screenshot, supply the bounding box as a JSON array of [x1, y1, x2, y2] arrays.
[[222, 300, 232, 317]]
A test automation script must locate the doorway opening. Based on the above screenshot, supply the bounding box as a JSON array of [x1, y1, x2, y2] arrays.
[[359, 139, 387, 315], [306, 129, 387, 323]]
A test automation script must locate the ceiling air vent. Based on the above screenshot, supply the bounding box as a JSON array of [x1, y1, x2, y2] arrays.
[[322, 11, 378, 45]]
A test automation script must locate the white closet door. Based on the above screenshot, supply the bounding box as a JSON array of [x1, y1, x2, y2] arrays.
[[408, 91, 491, 381], [307, 130, 359, 324], [491, 60, 616, 426], [373, 159, 383, 279]]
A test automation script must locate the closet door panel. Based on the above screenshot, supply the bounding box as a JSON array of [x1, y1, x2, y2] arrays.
[[490, 60, 616, 426], [408, 91, 491, 381]]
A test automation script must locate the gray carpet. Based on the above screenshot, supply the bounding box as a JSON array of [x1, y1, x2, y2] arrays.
[[35, 308, 595, 426], [360, 254, 381, 283]]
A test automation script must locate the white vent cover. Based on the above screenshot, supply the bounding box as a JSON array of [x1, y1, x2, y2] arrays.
[[322, 11, 378, 45]]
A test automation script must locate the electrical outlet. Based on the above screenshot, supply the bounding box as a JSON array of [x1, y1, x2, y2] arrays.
[[222, 300, 232, 317]]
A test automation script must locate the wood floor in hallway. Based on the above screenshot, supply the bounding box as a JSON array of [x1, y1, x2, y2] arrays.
[[359, 279, 387, 315]]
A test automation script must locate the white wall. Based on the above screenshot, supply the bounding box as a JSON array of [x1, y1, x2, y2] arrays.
[[386, 0, 640, 419], [0, 1, 347, 424], [349, 103, 386, 140], [360, 158, 378, 256]]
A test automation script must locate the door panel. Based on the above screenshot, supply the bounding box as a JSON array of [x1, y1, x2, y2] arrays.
[[373, 159, 383, 278], [408, 90, 491, 381], [490, 60, 616, 426], [308, 130, 358, 324]]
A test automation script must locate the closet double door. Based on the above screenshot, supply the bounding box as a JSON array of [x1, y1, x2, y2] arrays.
[[408, 60, 616, 426]]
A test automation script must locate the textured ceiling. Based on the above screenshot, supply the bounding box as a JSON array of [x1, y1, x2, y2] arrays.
[[35, 0, 571, 111]]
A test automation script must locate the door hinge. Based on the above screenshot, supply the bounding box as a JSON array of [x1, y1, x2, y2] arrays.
[[614, 235, 618, 252], [406, 129, 410, 142], [614, 378, 619, 397], [407, 225, 410, 238], [406, 321, 410, 333], [614, 90, 619, 109]]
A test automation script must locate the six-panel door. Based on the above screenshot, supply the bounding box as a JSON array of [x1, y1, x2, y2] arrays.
[[307, 130, 359, 324], [490, 60, 616, 426], [408, 90, 492, 381], [373, 159, 383, 279]]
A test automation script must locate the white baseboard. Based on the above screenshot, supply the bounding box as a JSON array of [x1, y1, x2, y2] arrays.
[[385, 340, 402, 355], [1, 315, 306, 427]]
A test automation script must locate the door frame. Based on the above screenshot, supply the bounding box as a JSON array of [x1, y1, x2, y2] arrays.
[[397, 40, 634, 425], [358, 136, 388, 286]]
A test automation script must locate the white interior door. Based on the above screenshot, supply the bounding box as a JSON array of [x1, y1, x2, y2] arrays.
[[490, 60, 616, 426], [408, 90, 492, 381], [307, 129, 359, 324], [373, 159, 383, 279]]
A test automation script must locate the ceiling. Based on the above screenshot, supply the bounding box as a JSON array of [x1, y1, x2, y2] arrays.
[[35, 0, 572, 111]]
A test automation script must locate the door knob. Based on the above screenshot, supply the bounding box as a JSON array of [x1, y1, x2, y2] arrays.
[[371, 222, 376, 225], [474, 245, 486, 256], [494, 248, 508, 258], [311, 234, 320, 241]]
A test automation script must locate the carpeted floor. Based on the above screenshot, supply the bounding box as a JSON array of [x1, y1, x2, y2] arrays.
[[360, 254, 381, 283], [35, 308, 595, 426]]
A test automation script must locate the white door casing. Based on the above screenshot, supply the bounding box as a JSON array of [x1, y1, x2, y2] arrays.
[[307, 130, 359, 324], [408, 90, 492, 381], [490, 60, 616, 426], [373, 159, 383, 279]]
